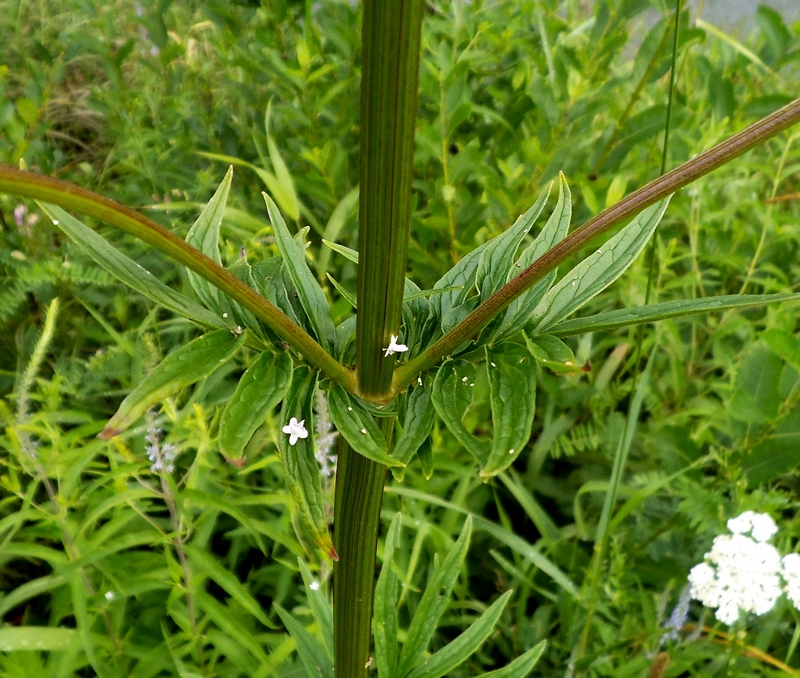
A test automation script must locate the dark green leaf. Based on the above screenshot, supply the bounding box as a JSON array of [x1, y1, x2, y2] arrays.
[[185, 167, 232, 312], [274, 603, 333, 678], [279, 367, 336, 559], [326, 384, 403, 467], [475, 181, 552, 300], [264, 193, 336, 353], [100, 330, 245, 438], [549, 293, 800, 337], [39, 203, 224, 329], [219, 350, 292, 461], [530, 198, 671, 333], [481, 343, 537, 479], [431, 359, 489, 465], [391, 375, 436, 480], [406, 591, 513, 678], [373, 513, 402, 678], [397, 516, 473, 677]]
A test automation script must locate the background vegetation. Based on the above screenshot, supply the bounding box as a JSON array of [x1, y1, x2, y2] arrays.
[[2, 0, 800, 675]]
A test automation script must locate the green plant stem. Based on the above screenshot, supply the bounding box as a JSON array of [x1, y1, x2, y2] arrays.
[[393, 96, 800, 393], [333, 1, 423, 675], [0, 165, 355, 393]]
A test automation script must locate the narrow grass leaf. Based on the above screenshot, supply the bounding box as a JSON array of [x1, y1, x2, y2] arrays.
[[219, 350, 292, 461], [274, 603, 334, 678], [387, 487, 578, 596], [481, 343, 537, 478], [499, 174, 572, 339], [475, 640, 546, 677], [0, 626, 76, 652], [298, 559, 334, 661], [39, 203, 223, 329], [530, 197, 671, 333], [476, 182, 552, 300], [182, 489, 267, 553], [100, 329, 245, 438], [185, 167, 232, 312], [318, 187, 359, 280], [326, 383, 403, 468], [266, 133, 301, 221], [279, 367, 336, 559], [264, 194, 335, 353], [548, 292, 800, 337], [431, 360, 489, 465], [397, 516, 473, 677], [326, 273, 357, 308], [406, 590, 513, 678], [374, 512, 402, 678], [194, 589, 270, 664], [391, 376, 436, 479], [185, 544, 274, 629]]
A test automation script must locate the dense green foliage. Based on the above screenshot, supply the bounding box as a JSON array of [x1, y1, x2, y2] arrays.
[[2, 0, 800, 675]]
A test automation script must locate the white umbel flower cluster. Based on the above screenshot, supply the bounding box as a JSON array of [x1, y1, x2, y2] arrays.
[[688, 511, 800, 625]]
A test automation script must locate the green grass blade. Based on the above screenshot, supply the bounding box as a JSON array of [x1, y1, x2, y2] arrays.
[[548, 292, 800, 337], [406, 590, 513, 678], [373, 512, 402, 678], [298, 559, 334, 661], [475, 640, 546, 677], [274, 603, 334, 678], [397, 516, 473, 677], [0, 626, 77, 652]]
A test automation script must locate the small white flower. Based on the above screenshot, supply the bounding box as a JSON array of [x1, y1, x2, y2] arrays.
[[383, 334, 408, 357], [104, 591, 115, 601], [783, 553, 800, 609], [727, 510, 778, 542], [689, 531, 783, 625], [309, 581, 320, 591], [282, 417, 309, 446]]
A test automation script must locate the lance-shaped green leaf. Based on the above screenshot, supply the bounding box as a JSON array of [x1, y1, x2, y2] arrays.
[[548, 292, 800, 337], [431, 360, 489, 465], [218, 350, 292, 461], [326, 384, 403, 468], [274, 603, 333, 678], [475, 182, 552, 301], [530, 197, 671, 333], [298, 558, 333, 662], [264, 194, 335, 353], [391, 376, 435, 481], [480, 343, 537, 479], [99, 329, 245, 438], [397, 516, 473, 678], [475, 641, 546, 678], [373, 513, 402, 678], [38, 203, 224, 330], [498, 174, 572, 340], [406, 590, 514, 678], [185, 168, 232, 313], [279, 367, 337, 560]]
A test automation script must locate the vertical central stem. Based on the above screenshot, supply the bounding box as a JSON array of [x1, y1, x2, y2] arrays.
[[333, 1, 424, 675]]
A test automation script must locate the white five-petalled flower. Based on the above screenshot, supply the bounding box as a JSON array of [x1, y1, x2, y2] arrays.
[[282, 417, 309, 446], [383, 334, 408, 357]]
